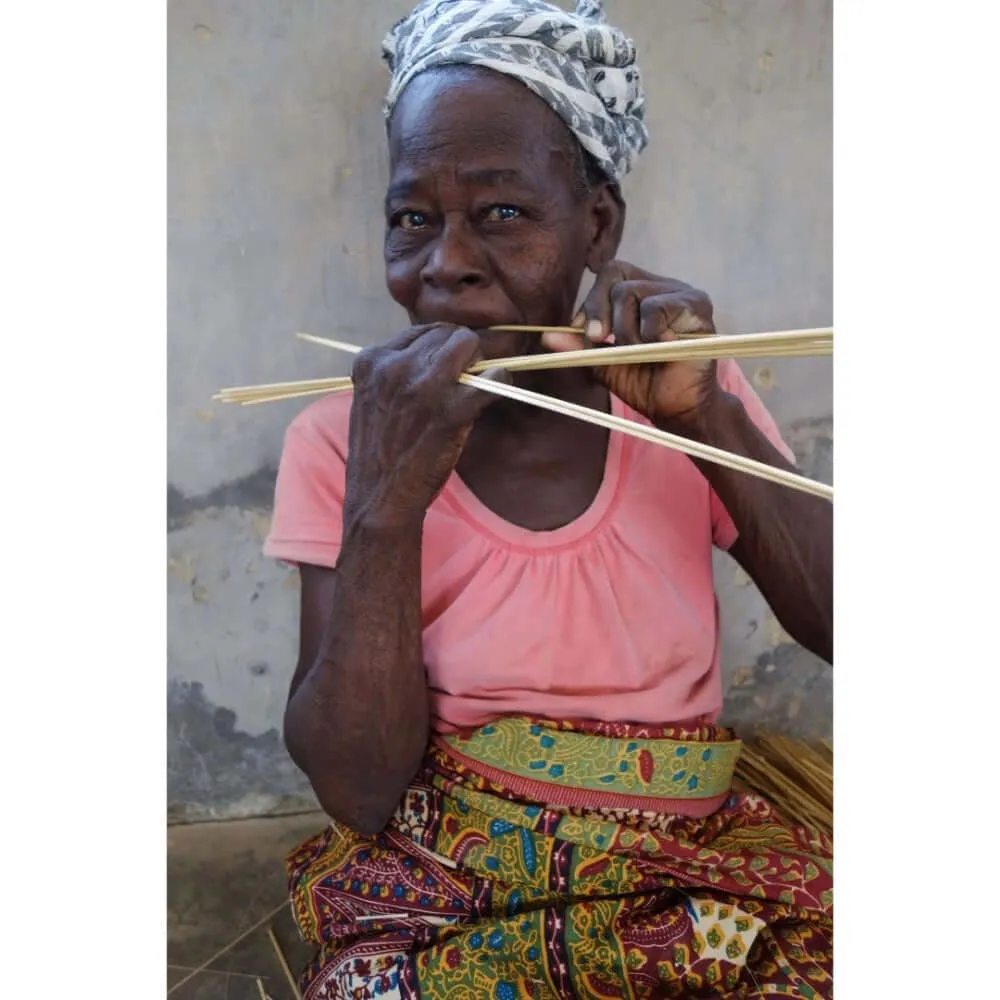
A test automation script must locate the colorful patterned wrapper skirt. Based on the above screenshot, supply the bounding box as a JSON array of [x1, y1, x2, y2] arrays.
[[287, 718, 833, 998]]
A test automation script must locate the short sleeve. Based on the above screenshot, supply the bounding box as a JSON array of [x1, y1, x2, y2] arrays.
[[710, 359, 797, 551], [263, 399, 351, 569]]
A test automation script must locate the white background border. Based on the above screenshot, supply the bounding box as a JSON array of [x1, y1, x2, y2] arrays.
[[2, 2, 998, 995], [1, 1, 166, 991]]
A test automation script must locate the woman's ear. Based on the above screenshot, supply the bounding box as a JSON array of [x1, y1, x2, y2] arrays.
[[585, 183, 626, 273]]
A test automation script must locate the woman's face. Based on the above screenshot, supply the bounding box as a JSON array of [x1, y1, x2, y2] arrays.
[[385, 66, 622, 360]]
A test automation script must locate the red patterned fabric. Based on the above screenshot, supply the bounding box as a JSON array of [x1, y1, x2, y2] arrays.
[[286, 721, 833, 998]]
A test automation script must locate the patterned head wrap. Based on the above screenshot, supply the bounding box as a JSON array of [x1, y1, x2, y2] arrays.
[[382, 0, 648, 183]]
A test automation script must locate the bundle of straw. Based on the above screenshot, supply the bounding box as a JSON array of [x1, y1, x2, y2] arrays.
[[214, 326, 834, 502], [216, 328, 832, 406], [733, 732, 833, 834]]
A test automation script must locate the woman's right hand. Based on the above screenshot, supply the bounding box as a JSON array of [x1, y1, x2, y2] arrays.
[[344, 324, 503, 529]]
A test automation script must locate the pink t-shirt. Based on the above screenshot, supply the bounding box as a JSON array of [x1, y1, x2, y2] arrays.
[[264, 359, 793, 733]]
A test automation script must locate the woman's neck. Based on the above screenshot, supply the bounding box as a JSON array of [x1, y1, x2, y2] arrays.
[[457, 366, 612, 530], [475, 367, 609, 435]]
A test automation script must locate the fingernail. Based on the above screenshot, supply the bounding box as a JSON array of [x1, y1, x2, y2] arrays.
[[571, 310, 585, 330], [586, 318, 604, 342]]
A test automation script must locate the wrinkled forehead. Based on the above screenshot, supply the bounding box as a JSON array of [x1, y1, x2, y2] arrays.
[[387, 66, 577, 182]]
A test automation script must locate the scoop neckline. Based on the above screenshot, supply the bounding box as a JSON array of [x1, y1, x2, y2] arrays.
[[440, 393, 629, 552]]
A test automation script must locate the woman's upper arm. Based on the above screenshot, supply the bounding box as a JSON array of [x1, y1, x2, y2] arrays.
[[262, 404, 351, 700], [288, 563, 338, 701], [715, 358, 796, 464]]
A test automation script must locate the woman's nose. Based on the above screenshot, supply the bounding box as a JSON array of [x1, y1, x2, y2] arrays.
[[421, 221, 488, 291]]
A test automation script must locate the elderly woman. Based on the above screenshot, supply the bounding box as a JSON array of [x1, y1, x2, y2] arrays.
[[264, 1, 832, 997]]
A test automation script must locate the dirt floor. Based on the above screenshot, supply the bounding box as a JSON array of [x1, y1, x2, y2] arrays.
[[167, 812, 327, 999]]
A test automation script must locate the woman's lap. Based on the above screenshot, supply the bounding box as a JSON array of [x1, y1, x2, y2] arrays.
[[288, 724, 832, 999]]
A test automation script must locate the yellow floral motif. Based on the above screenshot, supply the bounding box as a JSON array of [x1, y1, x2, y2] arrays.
[[725, 935, 747, 960], [625, 948, 647, 970], [685, 895, 767, 967]]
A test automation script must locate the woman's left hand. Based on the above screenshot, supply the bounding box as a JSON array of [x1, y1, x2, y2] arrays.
[[542, 260, 720, 427]]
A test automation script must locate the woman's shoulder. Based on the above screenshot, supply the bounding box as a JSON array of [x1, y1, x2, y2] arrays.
[[283, 391, 354, 457]]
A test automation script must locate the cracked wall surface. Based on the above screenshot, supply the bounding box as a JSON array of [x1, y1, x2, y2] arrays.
[[168, 0, 832, 822]]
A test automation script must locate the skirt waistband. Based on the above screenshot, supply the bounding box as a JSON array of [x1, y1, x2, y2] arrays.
[[434, 716, 741, 816]]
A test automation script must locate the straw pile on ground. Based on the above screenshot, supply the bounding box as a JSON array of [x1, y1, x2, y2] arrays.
[[734, 732, 833, 835]]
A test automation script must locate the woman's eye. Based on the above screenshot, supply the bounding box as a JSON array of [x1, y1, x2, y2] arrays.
[[485, 205, 521, 223], [396, 211, 428, 231]]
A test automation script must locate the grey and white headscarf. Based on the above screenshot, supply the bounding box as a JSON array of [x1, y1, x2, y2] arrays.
[[382, 0, 648, 183]]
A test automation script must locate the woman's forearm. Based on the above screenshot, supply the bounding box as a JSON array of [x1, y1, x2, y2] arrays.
[[660, 391, 833, 663], [284, 517, 429, 834], [281, 326, 504, 833]]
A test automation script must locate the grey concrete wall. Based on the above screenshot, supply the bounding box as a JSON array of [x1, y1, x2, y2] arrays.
[[168, 0, 832, 822]]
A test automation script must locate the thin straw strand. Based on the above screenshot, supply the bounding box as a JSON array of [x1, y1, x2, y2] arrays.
[[166, 899, 291, 996], [267, 926, 303, 1000], [239, 386, 353, 406], [488, 324, 705, 339], [216, 374, 354, 396]]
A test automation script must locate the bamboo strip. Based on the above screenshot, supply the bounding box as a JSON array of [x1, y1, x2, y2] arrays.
[[267, 926, 303, 1000], [165, 899, 291, 996], [215, 328, 830, 403]]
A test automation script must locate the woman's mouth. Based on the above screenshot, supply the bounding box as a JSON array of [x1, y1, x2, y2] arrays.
[[412, 311, 544, 360], [474, 327, 544, 361]]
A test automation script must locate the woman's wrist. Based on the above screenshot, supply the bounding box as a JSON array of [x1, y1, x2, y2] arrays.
[[654, 385, 739, 442], [343, 500, 426, 543]]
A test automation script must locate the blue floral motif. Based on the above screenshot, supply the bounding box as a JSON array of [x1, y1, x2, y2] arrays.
[[518, 828, 537, 875]]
